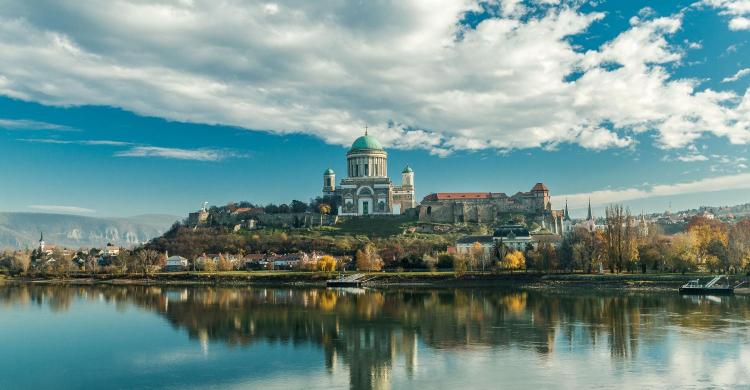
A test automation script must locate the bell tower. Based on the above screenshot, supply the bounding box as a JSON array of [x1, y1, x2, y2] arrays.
[[323, 168, 336, 195]]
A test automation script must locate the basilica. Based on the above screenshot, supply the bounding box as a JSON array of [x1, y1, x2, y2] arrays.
[[323, 131, 416, 216]]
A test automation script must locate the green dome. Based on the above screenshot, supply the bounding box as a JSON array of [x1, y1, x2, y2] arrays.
[[324, 168, 335, 175], [350, 134, 383, 151], [402, 165, 413, 173]]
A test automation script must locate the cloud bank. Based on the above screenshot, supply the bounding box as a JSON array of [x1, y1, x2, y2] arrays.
[[28, 204, 95, 214], [0, 1, 748, 155], [552, 172, 750, 210], [114, 146, 240, 161]]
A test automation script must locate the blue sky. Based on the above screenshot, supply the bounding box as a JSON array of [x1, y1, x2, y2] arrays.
[[0, 0, 749, 219]]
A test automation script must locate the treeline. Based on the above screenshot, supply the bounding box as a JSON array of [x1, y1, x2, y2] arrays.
[[554, 206, 750, 274], [0, 248, 167, 277], [206, 197, 340, 216]]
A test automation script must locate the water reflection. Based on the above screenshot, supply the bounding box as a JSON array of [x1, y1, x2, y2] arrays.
[[1, 285, 749, 389]]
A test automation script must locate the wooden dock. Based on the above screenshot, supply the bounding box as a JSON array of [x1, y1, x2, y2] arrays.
[[326, 273, 369, 287]]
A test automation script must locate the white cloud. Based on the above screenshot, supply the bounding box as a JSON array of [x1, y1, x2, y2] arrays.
[[730, 16, 750, 29], [0, 118, 77, 131], [19, 138, 130, 146], [18, 137, 240, 161], [114, 146, 240, 161], [676, 154, 709, 162], [0, 1, 747, 154], [702, 0, 750, 30], [28, 204, 95, 214], [722, 68, 750, 82], [553, 172, 750, 209]]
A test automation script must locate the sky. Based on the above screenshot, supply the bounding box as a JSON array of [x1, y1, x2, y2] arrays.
[[0, 0, 749, 219]]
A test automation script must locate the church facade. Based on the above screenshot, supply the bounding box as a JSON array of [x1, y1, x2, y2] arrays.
[[323, 132, 415, 216]]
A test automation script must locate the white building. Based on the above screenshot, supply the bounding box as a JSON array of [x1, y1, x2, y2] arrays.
[[166, 255, 189, 269], [323, 130, 416, 216]]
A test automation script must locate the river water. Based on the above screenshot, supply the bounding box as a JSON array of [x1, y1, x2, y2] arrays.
[[1, 284, 749, 389]]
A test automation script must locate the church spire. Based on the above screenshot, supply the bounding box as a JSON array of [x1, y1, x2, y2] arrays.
[[39, 231, 44, 242], [586, 198, 593, 221], [564, 199, 571, 221]]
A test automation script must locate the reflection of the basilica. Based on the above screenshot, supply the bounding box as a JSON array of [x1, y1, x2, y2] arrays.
[[1, 284, 749, 390]]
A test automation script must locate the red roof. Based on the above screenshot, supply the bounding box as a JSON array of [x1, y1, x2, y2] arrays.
[[423, 192, 493, 201], [531, 183, 549, 192]]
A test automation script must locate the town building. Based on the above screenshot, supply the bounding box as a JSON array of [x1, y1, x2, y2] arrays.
[[323, 130, 416, 216], [493, 224, 534, 251]]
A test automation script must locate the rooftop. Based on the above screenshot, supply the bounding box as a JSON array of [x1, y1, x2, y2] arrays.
[[350, 134, 383, 151], [456, 235, 495, 244]]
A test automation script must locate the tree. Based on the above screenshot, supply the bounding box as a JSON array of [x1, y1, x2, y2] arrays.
[[291, 200, 308, 213], [502, 250, 525, 274], [728, 219, 750, 273], [318, 203, 331, 226], [669, 233, 698, 274], [113, 250, 131, 275], [84, 256, 100, 275], [529, 239, 557, 274], [50, 248, 74, 278], [317, 255, 337, 273], [355, 243, 383, 271], [687, 217, 728, 270], [604, 205, 639, 273], [452, 255, 468, 277], [203, 257, 217, 272], [469, 241, 485, 272], [218, 253, 233, 271], [437, 253, 456, 269], [134, 249, 161, 276]]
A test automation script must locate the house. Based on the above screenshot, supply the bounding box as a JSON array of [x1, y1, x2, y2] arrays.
[[243, 254, 269, 270], [104, 243, 120, 257], [165, 255, 189, 271], [273, 252, 309, 269]]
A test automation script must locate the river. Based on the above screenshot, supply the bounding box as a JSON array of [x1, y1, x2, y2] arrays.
[[1, 284, 749, 389]]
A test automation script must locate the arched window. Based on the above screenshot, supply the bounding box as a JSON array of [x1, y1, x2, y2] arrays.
[[427, 206, 432, 215]]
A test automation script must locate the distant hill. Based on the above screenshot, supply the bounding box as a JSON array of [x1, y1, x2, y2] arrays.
[[0, 212, 180, 250]]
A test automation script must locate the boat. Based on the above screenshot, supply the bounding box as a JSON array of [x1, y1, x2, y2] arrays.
[[679, 275, 735, 295]]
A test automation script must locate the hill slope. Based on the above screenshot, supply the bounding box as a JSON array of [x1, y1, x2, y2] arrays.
[[0, 212, 179, 249]]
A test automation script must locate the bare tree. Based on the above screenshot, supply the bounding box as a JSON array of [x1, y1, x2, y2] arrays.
[[135, 249, 160, 277]]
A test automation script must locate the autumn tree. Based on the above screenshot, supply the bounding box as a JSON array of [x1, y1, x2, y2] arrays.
[[218, 253, 233, 271], [356, 243, 383, 272], [669, 233, 698, 274], [318, 203, 331, 226], [528, 238, 557, 274], [604, 205, 639, 273], [502, 250, 525, 274], [687, 216, 728, 271], [728, 219, 750, 273], [317, 255, 337, 273]]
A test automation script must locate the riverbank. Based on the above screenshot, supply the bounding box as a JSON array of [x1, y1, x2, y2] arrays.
[[4, 271, 742, 290]]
